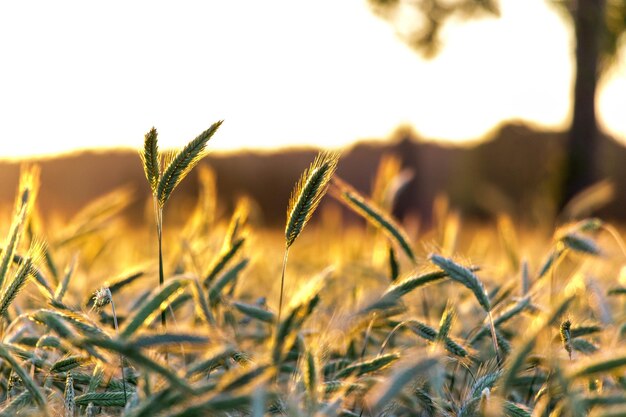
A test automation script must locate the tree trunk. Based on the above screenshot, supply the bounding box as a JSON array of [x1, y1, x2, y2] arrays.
[[562, 0, 605, 208]]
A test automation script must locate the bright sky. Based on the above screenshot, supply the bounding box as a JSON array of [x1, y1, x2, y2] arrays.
[[0, 0, 625, 159]]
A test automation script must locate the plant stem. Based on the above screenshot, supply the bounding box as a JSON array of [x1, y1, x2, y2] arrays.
[[155, 201, 170, 365], [110, 299, 127, 403], [278, 248, 289, 323], [487, 311, 502, 365], [155, 202, 166, 330], [379, 320, 408, 356]]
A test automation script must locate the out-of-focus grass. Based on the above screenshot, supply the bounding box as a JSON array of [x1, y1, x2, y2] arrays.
[[0, 156, 626, 417]]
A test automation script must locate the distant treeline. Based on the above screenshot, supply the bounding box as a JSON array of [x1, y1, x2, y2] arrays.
[[0, 123, 624, 226]]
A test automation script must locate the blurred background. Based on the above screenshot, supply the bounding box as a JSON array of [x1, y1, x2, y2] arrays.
[[1, 0, 625, 225]]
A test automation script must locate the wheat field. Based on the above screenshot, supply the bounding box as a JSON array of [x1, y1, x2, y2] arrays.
[[0, 128, 625, 416]]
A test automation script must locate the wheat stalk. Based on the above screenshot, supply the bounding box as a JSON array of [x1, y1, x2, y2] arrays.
[[279, 152, 339, 322], [0, 257, 33, 318], [0, 344, 47, 413], [0, 239, 46, 319], [429, 254, 500, 363], [156, 121, 223, 207], [302, 349, 320, 410], [63, 372, 75, 417], [285, 152, 339, 248], [140, 127, 160, 193], [51, 356, 90, 374], [435, 302, 456, 347], [469, 296, 531, 345], [0, 165, 39, 292], [93, 286, 127, 403], [335, 353, 400, 379], [331, 176, 416, 263], [561, 319, 573, 360], [140, 122, 222, 331], [75, 392, 128, 407]]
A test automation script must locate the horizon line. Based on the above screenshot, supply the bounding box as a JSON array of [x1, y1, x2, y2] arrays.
[[0, 119, 581, 163]]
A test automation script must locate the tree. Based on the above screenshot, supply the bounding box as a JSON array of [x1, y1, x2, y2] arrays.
[[369, 0, 626, 209]]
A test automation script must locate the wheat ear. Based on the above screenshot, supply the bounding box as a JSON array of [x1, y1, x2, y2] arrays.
[[429, 254, 501, 363], [140, 122, 222, 332], [331, 176, 416, 263], [140, 127, 160, 193], [279, 151, 339, 322], [157, 120, 222, 207]]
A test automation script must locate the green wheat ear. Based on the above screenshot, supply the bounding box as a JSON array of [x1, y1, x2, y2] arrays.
[[157, 120, 223, 207], [140, 127, 160, 194], [278, 151, 339, 322], [139, 121, 222, 334], [285, 151, 339, 248]]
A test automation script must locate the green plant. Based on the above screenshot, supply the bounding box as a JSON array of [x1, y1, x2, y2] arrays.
[[140, 122, 222, 329], [2, 139, 626, 416], [280, 151, 339, 321]]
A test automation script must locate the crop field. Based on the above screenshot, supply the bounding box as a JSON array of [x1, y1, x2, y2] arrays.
[[1, 127, 626, 417]]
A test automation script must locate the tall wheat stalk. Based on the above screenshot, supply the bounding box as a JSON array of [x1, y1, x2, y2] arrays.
[[0, 165, 39, 292], [331, 176, 416, 263], [140, 122, 222, 329], [279, 152, 339, 322]]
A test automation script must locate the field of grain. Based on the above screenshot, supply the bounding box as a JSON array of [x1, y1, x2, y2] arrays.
[[1, 128, 625, 417]]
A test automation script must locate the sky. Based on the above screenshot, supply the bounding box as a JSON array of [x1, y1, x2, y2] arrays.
[[0, 0, 625, 159]]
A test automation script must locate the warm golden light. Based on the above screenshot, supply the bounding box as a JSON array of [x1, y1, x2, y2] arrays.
[[0, 0, 624, 160]]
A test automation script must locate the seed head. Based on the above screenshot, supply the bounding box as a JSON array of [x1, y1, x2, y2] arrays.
[[560, 319, 573, 359], [93, 287, 112, 309]]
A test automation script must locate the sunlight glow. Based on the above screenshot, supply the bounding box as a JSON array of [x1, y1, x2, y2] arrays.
[[0, 0, 624, 159]]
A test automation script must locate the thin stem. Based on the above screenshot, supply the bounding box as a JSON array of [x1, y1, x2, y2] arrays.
[[360, 315, 376, 359], [379, 318, 407, 356], [353, 314, 376, 414], [278, 248, 289, 323], [154, 202, 171, 365], [155, 203, 166, 330], [487, 311, 502, 365], [110, 299, 127, 403], [525, 366, 539, 405]]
